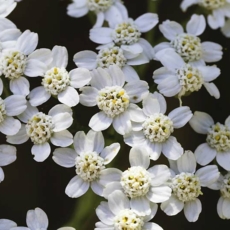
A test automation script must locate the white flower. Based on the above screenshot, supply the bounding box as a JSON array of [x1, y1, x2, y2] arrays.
[[154, 14, 223, 65], [0, 0, 18, 18], [103, 146, 171, 216], [28, 46, 92, 107], [0, 18, 21, 51], [0, 30, 52, 96], [153, 49, 220, 102], [180, 0, 230, 30], [189, 111, 230, 171], [90, 13, 158, 60], [53, 130, 121, 198], [124, 92, 192, 160], [79, 65, 149, 135], [161, 151, 220, 222], [0, 144, 16, 183], [0, 82, 27, 135], [6, 103, 73, 162], [95, 190, 163, 230], [73, 44, 146, 82], [0, 207, 75, 230], [67, 0, 127, 28]]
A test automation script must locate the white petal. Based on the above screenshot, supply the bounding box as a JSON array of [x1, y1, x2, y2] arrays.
[[89, 112, 113, 132], [108, 190, 130, 215], [143, 94, 160, 116], [121, 43, 143, 59], [24, 59, 46, 77], [195, 165, 220, 186], [124, 131, 147, 147], [96, 201, 114, 225], [184, 199, 202, 222], [216, 152, 230, 171], [0, 79, 2, 95], [135, 13, 158, 32], [159, 20, 184, 40], [99, 168, 122, 186], [79, 86, 98, 107], [28, 48, 52, 66], [85, 130, 104, 153], [169, 106, 192, 129], [100, 143, 120, 164], [103, 181, 123, 199], [194, 143, 217, 166], [201, 42, 223, 63], [73, 131, 87, 154], [160, 195, 184, 215], [129, 146, 150, 169], [112, 111, 132, 135], [0, 144, 16, 166], [16, 30, 38, 55], [177, 150, 196, 173], [225, 115, 230, 128], [186, 14, 206, 36], [58, 87, 79, 107], [0, 117, 21, 135], [162, 136, 183, 160], [91, 180, 104, 196], [203, 82, 220, 99], [48, 104, 72, 117], [73, 51, 97, 70], [10, 77, 30, 96], [67, 4, 88, 18], [51, 46, 68, 68], [127, 104, 146, 122], [217, 197, 226, 219], [221, 18, 230, 37], [65, 175, 89, 198], [94, 11, 104, 28], [0, 167, 4, 182], [52, 113, 73, 132], [151, 92, 167, 114], [104, 5, 123, 28], [107, 65, 125, 87], [122, 65, 139, 82], [29, 86, 51, 106], [180, 0, 198, 11], [6, 124, 29, 144], [26, 207, 48, 230], [0, 219, 17, 229], [189, 111, 214, 134], [31, 142, 51, 162], [143, 222, 163, 230], [18, 102, 38, 123], [148, 165, 171, 186], [126, 53, 149, 65], [90, 28, 113, 44], [53, 147, 77, 168], [197, 65, 220, 82], [90, 68, 112, 90], [138, 38, 154, 60], [147, 186, 172, 203], [69, 68, 92, 88], [130, 197, 151, 216], [146, 142, 162, 161], [50, 130, 73, 147], [5, 95, 27, 116]]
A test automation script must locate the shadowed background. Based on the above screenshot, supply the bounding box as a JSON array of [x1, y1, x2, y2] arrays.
[[0, 0, 230, 229]]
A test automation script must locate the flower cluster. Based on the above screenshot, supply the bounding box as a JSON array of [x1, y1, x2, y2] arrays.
[[0, 0, 229, 229]]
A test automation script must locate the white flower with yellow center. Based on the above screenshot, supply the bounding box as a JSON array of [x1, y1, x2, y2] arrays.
[[0, 207, 76, 230], [79, 65, 149, 135], [73, 44, 148, 82], [29, 46, 91, 107], [153, 49, 220, 103], [95, 190, 163, 230], [7, 103, 73, 162], [53, 130, 121, 198], [161, 151, 220, 222], [67, 0, 127, 28], [90, 13, 158, 61], [180, 0, 230, 31], [154, 14, 223, 65], [0, 0, 18, 18], [190, 111, 230, 171], [124, 92, 192, 160], [103, 146, 171, 216], [0, 30, 53, 96]]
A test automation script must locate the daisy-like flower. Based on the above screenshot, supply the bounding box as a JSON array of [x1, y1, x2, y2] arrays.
[[0, 18, 21, 51], [0, 82, 27, 136], [0, 207, 75, 230], [90, 13, 158, 61], [124, 92, 192, 160], [73, 44, 147, 82], [53, 130, 121, 198], [0, 144, 16, 183], [6, 103, 73, 162], [189, 111, 230, 171], [95, 190, 163, 230], [67, 0, 127, 28], [161, 151, 220, 222], [153, 49, 220, 103], [28, 46, 92, 107], [0, 0, 19, 18], [103, 146, 171, 216], [79, 65, 149, 135], [154, 14, 223, 65], [180, 0, 230, 30], [0, 30, 52, 96]]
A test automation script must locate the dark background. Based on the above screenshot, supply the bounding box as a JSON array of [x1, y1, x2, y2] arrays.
[[0, 0, 230, 229]]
